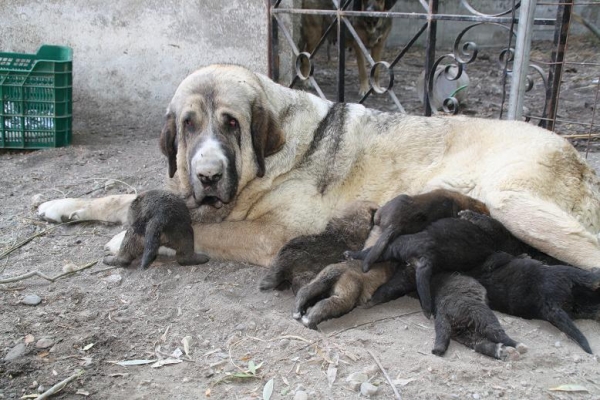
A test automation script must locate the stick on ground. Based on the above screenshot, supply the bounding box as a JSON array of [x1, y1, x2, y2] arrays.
[[367, 349, 401, 400], [36, 370, 84, 400], [0, 261, 97, 284]]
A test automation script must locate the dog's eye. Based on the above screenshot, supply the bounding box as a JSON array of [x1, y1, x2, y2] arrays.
[[183, 118, 194, 130], [226, 115, 239, 129]]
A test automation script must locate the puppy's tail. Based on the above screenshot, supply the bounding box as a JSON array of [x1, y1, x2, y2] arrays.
[[141, 221, 161, 269], [362, 226, 395, 272]]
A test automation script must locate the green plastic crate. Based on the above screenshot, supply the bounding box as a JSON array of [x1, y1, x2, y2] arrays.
[[0, 45, 73, 149]]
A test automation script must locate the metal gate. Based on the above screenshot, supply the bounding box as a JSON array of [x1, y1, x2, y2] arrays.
[[267, 0, 600, 148]]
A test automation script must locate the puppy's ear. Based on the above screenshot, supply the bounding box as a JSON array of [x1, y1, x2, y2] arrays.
[[159, 112, 178, 178], [251, 102, 285, 178]]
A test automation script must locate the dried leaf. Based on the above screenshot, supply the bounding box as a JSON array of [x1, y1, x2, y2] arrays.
[[327, 364, 338, 388], [24, 334, 35, 345], [20, 395, 39, 399], [114, 359, 157, 366], [76, 389, 90, 396], [263, 378, 274, 400], [205, 388, 211, 397], [282, 376, 289, 386], [160, 325, 170, 342], [549, 384, 588, 392], [82, 343, 94, 351], [182, 336, 192, 357], [151, 358, 183, 368], [249, 360, 257, 374]]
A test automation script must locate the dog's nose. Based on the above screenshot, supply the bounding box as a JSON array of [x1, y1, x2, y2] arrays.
[[198, 172, 222, 186]]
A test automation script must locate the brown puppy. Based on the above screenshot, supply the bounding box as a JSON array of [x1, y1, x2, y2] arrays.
[[431, 272, 527, 360], [299, 0, 397, 96], [360, 189, 489, 272], [103, 190, 209, 269], [259, 200, 378, 293], [292, 257, 401, 329]]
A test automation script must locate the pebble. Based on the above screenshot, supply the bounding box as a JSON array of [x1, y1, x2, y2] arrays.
[[35, 338, 54, 349], [103, 274, 122, 287], [473, 393, 480, 399], [279, 338, 290, 349], [360, 382, 379, 397], [4, 343, 26, 361], [21, 294, 42, 306], [346, 372, 368, 391], [554, 341, 561, 348], [31, 194, 44, 208], [362, 364, 379, 378], [293, 390, 308, 400]]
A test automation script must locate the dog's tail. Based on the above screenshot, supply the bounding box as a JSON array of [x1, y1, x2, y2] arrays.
[[362, 226, 396, 272]]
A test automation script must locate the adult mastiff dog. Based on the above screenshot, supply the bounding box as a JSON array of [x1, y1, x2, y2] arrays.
[[38, 64, 600, 269]]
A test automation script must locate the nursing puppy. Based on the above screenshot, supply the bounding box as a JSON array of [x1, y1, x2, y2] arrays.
[[259, 200, 378, 294], [430, 272, 526, 360], [346, 215, 559, 318], [462, 212, 600, 354], [103, 190, 209, 269], [360, 189, 490, 272]]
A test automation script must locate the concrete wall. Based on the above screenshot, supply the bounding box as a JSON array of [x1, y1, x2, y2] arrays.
[[0, 0, 268, 134]]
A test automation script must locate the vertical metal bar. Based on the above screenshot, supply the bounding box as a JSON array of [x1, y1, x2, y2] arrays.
[[267, 0, 274, 79], [337, 10, 346, 102], [270, 0, 280, 82], [423, 0, 438, 116], [541, 0, 572, 131], [507, 0, 538, 120]]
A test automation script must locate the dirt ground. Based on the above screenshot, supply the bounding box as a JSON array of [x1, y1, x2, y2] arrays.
[[2, 41, 600, 400]]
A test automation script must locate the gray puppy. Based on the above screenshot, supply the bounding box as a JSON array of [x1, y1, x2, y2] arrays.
[[431, 272, 527, 360], [103, 190, 209, 269]]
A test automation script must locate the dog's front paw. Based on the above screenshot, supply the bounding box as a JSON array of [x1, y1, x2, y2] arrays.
[[104, 230, 126, 255], [38, 199, 83, 223]]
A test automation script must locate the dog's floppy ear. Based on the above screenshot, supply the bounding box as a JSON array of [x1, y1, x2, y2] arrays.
[[251, 102, 285, 178], [159, 112, 178, 178]]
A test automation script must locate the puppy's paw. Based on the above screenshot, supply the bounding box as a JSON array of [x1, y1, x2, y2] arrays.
[[431, 347, 446, 357], [515, 343, 528, 354], [497, 344, 520, 361], [292, 311, 302, 320], [301, 315, 317, 330]]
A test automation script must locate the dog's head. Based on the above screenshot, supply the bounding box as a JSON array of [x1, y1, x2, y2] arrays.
[[159, 65, 285, 209]]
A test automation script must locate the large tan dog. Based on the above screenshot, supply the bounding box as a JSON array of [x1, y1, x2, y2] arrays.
[[38, 64, 600, 269]]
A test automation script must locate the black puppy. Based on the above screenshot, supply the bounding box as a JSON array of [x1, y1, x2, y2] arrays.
[[431, 272, 527, 360], [361, 189, 489, 272], [259, 201, 377, 294], [346, 212, 563, 317], [462, 212, 600, 354], [103, 190, 209, 269]]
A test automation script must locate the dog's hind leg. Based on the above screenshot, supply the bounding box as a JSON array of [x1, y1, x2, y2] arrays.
[[478, 312, 528, 354], [431, 315, 452, 356], [487, 191, 600, 269], [545, 307, 593, 354], [414, 257, 434, 318], [103, 229, 143, 267], [301, 284, 361, 329], [172, 226, 209, 266], [454, 332, 521, 361], [293, 266, 345, 321]]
